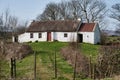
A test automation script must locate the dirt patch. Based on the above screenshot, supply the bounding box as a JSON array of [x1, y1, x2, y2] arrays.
[[0, 42, 33, 60]]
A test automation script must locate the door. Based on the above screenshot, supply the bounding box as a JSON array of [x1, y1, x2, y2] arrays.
[[47, 32, 51, 41], [14, 36, 18, 42], [78, 34, 83, 43]]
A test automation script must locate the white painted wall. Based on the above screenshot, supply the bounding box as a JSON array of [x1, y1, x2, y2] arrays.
[[17, 29, 100, 44], [94, 24, 101, 44], [17, 32, 77, 43], [52, 32, 77, 42], [12, 36, 15, 42], [79, 32, 94, 44], [18, 32, 47, 43]]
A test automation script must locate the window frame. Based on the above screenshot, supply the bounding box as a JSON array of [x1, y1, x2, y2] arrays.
[[38, 33, 42, 38], [64, 33, 68, 37], [30, 33, 33, 38]]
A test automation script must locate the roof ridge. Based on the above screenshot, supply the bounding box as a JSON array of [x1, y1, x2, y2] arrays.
[[34, 20, 80, 23]]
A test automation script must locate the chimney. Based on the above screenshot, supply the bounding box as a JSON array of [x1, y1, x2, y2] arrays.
[[32, 20, 35, 23], [77, 18, 83, 22]]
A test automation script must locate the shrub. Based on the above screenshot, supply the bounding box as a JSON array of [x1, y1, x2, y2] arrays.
[[35, 40, 38, 43], [100, 32, 108, 45], [0, 42, 33, 60], [96, 44, 120, 78], [117, 38, 120, 41], [60, 42, 89, 77], [53, 39, 59, 42], [27, 41, 32, 43], [57, 77, 69, 80]]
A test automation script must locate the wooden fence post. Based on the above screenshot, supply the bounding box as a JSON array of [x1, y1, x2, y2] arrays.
[[0, 59, 2, 77], [73, 51, 77, 80], [34, 51, 36, 80], [13, 58, 16, 78], [11, 58, 16, 79], [89, 56, 92, 78], [54, 49, 57, 78], [11, 58, 13, 78], [92, 64, 95, 80]]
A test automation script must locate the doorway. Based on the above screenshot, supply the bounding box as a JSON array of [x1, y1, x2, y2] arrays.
[[78, 34, 83, 43], [14, 36, 18, 42], [47, 32, 51, 41]]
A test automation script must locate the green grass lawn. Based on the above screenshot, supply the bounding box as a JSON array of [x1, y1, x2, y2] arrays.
[[29, 42, 73, 80], [81, 43, 100, 61], [107, 36, 120, 43], [0, 42, 100, 80]]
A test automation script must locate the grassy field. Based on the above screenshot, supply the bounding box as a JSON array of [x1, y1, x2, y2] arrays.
[[81, 43, 100, 62], [107, 36, 120, 43], [0, 42, 100, 80]]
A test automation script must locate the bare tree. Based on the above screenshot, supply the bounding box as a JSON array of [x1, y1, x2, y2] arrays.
[[67, 0, 82, 20], [37, 0, 107, 24], [0, 9, 12, 41], [0, 15, 4, 37], [110, 3, 120, 22], [68, 0, 107, 29], [57, 1, 70, 20], [36, 2, 60, 21], [110, 3, 120, 34], [0, 9, 20, 42], [9, 15, 18, 36], [72, 0, 107, 23], [16, 21, 28, 34]]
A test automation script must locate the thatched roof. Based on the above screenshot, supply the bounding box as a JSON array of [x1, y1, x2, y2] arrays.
[[26, 20, 80, 32]]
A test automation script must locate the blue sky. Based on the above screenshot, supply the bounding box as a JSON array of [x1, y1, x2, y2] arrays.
[[0, 0, 120, 30], [0, 0, 62, 21]]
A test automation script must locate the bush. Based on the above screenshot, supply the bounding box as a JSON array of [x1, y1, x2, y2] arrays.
[[35, 40, 38, 43], [60, 42, 89, 77], [53, 39, 59, 42], [0, 42, 33, 60], [117, 38, 120, 41], [96, 44, 120, 78], [57, 77, 69, 80], [100, 32, 108, 45], [27, 41, 32, 43]]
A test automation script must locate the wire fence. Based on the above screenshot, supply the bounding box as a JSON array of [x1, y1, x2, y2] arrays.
[[0, 52, 75, 80], [0, 56, 95, 80]]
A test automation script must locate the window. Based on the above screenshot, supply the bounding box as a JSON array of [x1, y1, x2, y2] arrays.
[[87, 35, 89, 38], [30, 33, 33, 38], [64, 33, 67, 37], [38, 33, 42, 38]]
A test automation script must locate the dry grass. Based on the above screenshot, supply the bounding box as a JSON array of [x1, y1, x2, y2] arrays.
[[113, 75, 120, 80]]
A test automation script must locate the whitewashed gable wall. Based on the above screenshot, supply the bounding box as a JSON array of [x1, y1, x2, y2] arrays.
[[94, 24, 101, 44]]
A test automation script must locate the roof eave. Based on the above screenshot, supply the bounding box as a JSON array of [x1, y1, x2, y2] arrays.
[[93, 23, 97, 32]]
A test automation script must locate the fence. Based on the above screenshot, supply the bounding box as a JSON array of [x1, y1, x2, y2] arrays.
[[1, 50, 118, 80], [0, 53, 97, 80], [0, 51, 74, 80]]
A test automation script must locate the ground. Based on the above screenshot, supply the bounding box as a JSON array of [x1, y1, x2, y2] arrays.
[[0, 41, 119, 80]]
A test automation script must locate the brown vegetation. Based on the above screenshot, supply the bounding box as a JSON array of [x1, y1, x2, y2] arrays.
[[96, 43, 120, 78], [60, 42, 120, 79], [0, 42, 33, 60], [60, 42, 89, 78]]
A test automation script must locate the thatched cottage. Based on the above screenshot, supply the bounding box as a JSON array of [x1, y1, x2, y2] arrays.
[[13, 20, 101, 44]]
